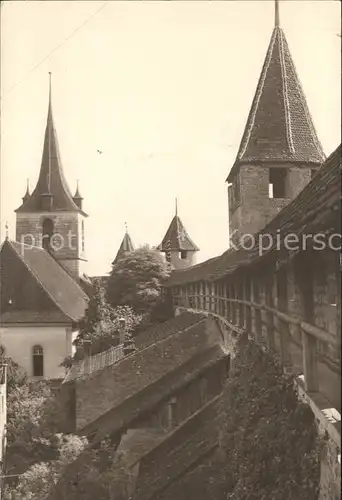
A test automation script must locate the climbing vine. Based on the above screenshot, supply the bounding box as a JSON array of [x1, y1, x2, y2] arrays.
[[210, 338, 322, 500]]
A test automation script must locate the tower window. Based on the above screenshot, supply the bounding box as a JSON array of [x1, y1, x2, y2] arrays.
[[42, 218, 54, 250], [310, 169, 318, 180], [32, 345, 44, 377], [81, 220, 85, 252], [180, 251, 188, 260], [269, 168, 287, 199]]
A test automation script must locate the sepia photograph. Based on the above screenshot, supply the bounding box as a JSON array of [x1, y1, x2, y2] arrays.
[[0, 0, 340, 498]]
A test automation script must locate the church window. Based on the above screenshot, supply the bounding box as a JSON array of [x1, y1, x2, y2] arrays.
[[32, 345, 44, 377], [42, 218, 54, 250], [81, 220, 85, 252], [269, 168, 287, 199]]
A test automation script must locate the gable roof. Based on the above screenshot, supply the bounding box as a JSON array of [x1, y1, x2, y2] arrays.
[[227, 22, 324, 182], [15, 81, 86, 215], [112, 232, 135, 265], [169, 143, 341, 286], [157, 215, 199, 252], [0, 240, 88, 322]]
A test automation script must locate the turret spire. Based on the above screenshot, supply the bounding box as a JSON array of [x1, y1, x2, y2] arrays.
[[275, 0, 280, 28], [22, 179, 30, 203], [226, 1, 325, 183], [112, 227, 135, 265]]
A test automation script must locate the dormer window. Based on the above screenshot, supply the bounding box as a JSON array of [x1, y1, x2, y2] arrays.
[[180, 251, 188, 260]]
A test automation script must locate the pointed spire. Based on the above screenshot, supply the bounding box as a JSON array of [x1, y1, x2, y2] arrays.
[[47, 72, 52, 193], [74, 180, 82, 199], [22, 179, 30, 203], [15, 74, 86, 215], [157, 210, 199, 253], [275, 0, 280, 28], [227, 4, 325, 182], [73, 180, 83, 209], [112, 228, 135, 265]]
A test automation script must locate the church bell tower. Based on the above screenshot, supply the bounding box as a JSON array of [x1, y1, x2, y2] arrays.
[[15, 74, 88, 278]]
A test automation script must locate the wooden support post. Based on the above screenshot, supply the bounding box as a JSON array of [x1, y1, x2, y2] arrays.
[[227, 286, 231, 322], [222, 282, 227, 319], [199, 281, 204, 310], [278, 318, 291, 367], [252, 280, 262, 341], [184, 285, 189, 308], [204, 282, 210, 312], [245, 278, 252, 333], [302, 328, 319, 393], [265, 275, 275, 350]]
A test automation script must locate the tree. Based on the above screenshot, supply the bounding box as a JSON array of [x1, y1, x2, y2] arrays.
[[3, 435, 87, 500], [77, 280, 113, 342], [71, 280, 143, 360], [3, 353, 87, 495], [106, 246, 171, 314]]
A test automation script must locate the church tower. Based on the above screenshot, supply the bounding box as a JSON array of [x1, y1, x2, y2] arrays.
[[15, 74, 88, 278], [227, 0, 325, 245], [157, 201, 199, 270]]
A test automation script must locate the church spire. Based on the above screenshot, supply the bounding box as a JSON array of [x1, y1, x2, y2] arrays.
[[227, 1, 325, 182], [15, 74, 86, 215], [275, 0, 280, 28]]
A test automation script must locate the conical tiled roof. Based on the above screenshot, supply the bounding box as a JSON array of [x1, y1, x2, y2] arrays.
[[227, 3, 325, 182], [16, 76, 85, 214], [157, 215, 199, 252], [112, 232, 135, 265]]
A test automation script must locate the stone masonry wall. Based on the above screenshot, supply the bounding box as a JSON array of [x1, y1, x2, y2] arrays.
[[229, 164, 312, 244], [16, 211, 87, 277]]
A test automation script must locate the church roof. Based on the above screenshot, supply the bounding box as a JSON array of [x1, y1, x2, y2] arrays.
[[0, 240, 88, 323], [15, 76, 86, 215], [157, 215, 199, 252], [227, 2, 325, 182], [112, 231, 135, 265]]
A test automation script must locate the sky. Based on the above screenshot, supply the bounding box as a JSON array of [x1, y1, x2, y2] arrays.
[[0, 0, 340, 276]]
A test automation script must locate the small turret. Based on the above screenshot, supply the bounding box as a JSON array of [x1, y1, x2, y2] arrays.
[[73, 181, 83, 210], [112, 223, 135, 265], [157, 199, 199, 270], [22, 179, 31, 204]]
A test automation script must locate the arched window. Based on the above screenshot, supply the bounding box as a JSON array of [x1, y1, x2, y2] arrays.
[[42, 218, 54, 250], [32, 345, 44, 377]]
